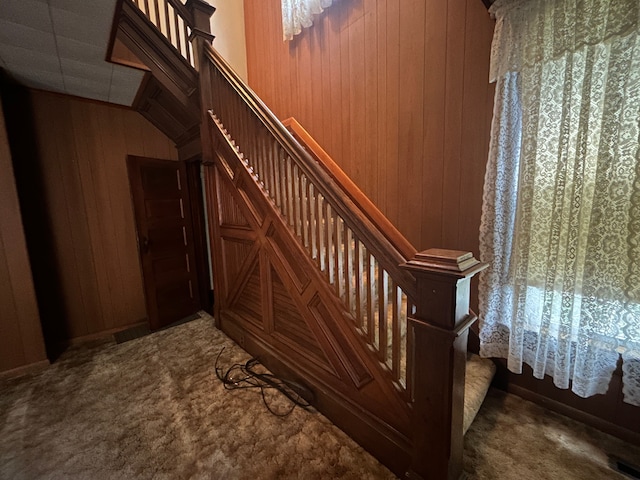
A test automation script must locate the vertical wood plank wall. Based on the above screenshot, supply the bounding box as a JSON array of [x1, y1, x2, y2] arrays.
[[243, 0, 495, 254], [26, 90, 178, 342], [0, 97, 48, 373]]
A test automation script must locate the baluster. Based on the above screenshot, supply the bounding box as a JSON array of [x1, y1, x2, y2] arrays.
[[163, 0, 171, 39], [271, 143, 278, 205], [301, 174, 309, 248], [266, 136, 273, 194], [297, 170, 304, 240], [333, 214, 341, 296], [262, 134, 271, 194], [186, 27, 194, 66], [153, 0, 161, 30], [366, 252, 375, 344], [378, 269, 389, 364], [286, 157, 294, 228], [344, 226, 353, 313], [292, 164, 300, 236], [166, 4, 176, 49], [309, 185, 317, 260], [178, 17, 188, 61], [317, 194, 325, 271], [172, 7, 182, 55], [279, 149, 287, 216], [400, 290, 408, 387], [391, 283, 400, 379], [273, 145, 282, 211], [352, 238, 361, 325], [326, 204, 335, 283]]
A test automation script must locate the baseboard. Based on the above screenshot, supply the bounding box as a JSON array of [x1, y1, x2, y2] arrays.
[[0, 359, 50, 381], [59, 320, 149, 348], [507, 384, 640, 446]]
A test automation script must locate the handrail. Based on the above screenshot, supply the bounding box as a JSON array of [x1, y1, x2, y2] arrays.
[[282, 117, 416, 262]]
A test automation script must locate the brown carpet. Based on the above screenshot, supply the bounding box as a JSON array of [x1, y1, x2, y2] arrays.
[[0, 312, 638, 479]]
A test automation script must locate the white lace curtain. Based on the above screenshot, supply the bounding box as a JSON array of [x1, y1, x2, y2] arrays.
[[479, 0, 640, 405], [281, 0, 333, 41]]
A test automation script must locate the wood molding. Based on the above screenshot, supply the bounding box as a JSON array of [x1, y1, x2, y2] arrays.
[[133, 73, 200, 146], [507, 384, 640, 446], [0, 360, 50, 380]]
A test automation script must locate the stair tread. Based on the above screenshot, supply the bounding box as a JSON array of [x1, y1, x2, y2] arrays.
[[464, 354, 496, 434]]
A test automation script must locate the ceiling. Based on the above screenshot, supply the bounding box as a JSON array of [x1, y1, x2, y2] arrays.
[[0, 0, 144, 105]]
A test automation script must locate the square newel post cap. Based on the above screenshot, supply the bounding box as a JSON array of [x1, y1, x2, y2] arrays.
[[401, 248, 488, 280], [185, 0, 216, 32]]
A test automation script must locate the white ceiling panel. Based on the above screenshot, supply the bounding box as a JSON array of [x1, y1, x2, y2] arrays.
[[0, 0, 142, 106], [63, 74, 111, 100], [0, 0, 52, 33], [50, 7, 112, 47], [10, 69, 65, 92], [0, 20, 58, 55], [0, 44, 62, 75], [56, 36, 107, 64]]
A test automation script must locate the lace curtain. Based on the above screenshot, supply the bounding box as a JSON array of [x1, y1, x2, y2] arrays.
[[281, 0, 333, 41], [479, 0, 640, 405]]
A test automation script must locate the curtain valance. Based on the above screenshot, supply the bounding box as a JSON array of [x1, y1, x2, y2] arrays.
[[282, 0, 334, 41], [489, 0, 640, 82]]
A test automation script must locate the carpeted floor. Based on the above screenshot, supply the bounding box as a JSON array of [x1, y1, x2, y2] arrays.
[[1, 312, 639, 479]]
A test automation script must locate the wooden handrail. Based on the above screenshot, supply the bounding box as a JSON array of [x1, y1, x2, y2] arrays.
[[282, 117, 416, 262]]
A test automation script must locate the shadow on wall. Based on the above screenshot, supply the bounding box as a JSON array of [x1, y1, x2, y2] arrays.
[[0, 72, 70, 360]]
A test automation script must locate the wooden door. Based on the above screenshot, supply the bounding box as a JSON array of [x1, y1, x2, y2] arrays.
[[127, 156, 200, 330]]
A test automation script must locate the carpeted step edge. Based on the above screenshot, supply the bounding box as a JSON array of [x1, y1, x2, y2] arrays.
[[463, 354, 496, 434]]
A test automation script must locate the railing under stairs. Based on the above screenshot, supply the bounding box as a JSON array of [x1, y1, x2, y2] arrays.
[[127, 1, 495, 478]]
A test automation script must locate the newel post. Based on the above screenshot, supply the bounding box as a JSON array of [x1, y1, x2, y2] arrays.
[[185, 0, 215, 70], [185, 0, 215, 166], [401, 249, 487, 480]]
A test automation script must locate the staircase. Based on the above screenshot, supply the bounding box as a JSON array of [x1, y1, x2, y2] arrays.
[[111, 2, 496, 478]]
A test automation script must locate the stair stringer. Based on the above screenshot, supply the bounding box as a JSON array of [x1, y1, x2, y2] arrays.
[[206, 132, 414, 474]]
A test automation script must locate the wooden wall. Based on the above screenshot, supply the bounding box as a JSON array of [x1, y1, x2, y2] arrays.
[[0, 96, 48, 374], [243, 0, 495, 253], [7, 89, 178, 349]]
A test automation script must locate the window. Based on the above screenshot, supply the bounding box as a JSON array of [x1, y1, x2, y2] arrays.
[[479, 0, 640, 405]]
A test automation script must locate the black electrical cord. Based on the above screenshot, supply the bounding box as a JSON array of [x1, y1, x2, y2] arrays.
[[214, 347, 314, 417]]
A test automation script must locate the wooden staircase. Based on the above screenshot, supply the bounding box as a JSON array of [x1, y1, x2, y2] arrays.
[[112, 1, 496, 478]]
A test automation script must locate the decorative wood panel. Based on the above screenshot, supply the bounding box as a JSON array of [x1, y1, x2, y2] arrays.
[[0, 96, 47, 374], [12, 90, 178, 345], [218, 178, 251, 227], [243, 0, 495, 255], [231, 260, 263, 327], [271, 267, 329, 368]]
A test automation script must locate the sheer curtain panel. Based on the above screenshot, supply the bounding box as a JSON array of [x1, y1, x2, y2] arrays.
[[281, 0, 333, 40], [479, 0, 640, 405]]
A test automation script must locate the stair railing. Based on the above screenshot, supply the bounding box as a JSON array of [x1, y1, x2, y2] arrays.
[[126, 0, 490, 477], [130, 0, 195, 67]]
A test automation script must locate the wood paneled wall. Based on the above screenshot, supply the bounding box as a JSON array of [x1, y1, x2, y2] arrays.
[[243, 0, 495, 253], [0, 97, 48, 374], [14, 90, 178, 345]]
